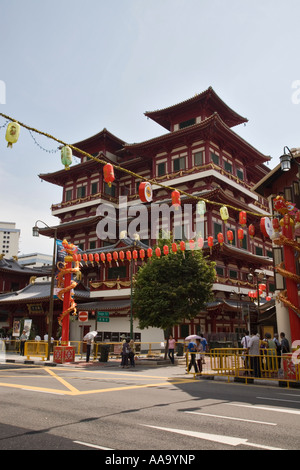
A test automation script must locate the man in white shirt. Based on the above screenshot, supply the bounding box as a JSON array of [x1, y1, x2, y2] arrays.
[[248, 333, 261, 377]]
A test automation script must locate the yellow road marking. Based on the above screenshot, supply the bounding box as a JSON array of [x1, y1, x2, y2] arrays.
[[44, 367, 79, 394]]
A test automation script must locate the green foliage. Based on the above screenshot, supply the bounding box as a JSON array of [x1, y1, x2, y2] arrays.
[[133, 240, 215, 331]]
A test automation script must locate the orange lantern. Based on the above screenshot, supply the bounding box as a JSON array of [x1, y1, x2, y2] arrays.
[[82, 253, 88, 265], [94, 253, 100, 265], [172, 242, 178, 254], [217, 233, 224, 246], [249, 224, 255, 238], [88, 253, 94, 266], [239, 211, 247, 227], [207, 236, 214, 254], [113, 251, 119, 266], [119, 251, 125, 263], [76, 254, 82, 263], [172, 190, 181, 210], [100, 253, 106, 264], [155, 247, 161, 258], [103, 163, 115, 187], [106, 253, 112, 266], [238, 228, 244, 246], [163, 245, 169, 256], [227, 230, 234, 244]]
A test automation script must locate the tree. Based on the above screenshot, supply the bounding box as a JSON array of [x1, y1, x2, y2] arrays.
[[132, 239, 216, 350]]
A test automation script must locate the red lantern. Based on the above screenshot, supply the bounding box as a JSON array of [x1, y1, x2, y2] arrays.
[[100, 253, 106, 264], [126, 251, 132, 261], [207, 236, 214, 254], [163, 245, 169, 256], [139, 182, 152, 203], [119, 251, 125, 263], [139, 249, 145, 261], [73, 254, 78, 262], [227, 230, 234, 244], [239, 211, 247, 226], [172, 242, 178, 254], [88, 253, 94, 266], [147, 248, 153, 259], [197, 237, 204, 250], [103, 163, 115, 187], [217, 233, 224, 246], [76, 253, 82, 263], [106, 253, 112, 266], [238, 228, 244, 246], [133, 250, 138, 263], [189, 240, 195, 251], [180, 241, 186, 252], [113, 251, 119, 266], [260, 217, 273, 238], [172, 190, 181, 210], [82, 253, 88, 265], [155, 247, 161, 258], [94, 253, 100, 265], [249, 224, 255, 238]]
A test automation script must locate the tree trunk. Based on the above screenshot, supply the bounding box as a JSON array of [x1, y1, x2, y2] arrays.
[[163, 327, 172, 360]]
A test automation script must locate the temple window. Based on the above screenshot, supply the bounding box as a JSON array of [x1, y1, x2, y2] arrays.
[[224, 160, 233, 174], [157, 162, 166, 177], [65, 189, 72, 201], [236, 168, 244, 181], [179, 118, 196, 129], [193, 151, 203, 166], [210, 152, 220, 166], [91, 182, 98, 195], [77, 185, 86, 198], [173, 156, 185, 172]]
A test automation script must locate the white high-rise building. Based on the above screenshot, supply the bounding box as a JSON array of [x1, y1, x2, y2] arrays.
[[0, 222, 20, 257]]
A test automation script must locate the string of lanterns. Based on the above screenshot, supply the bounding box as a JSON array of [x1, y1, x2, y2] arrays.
[[0, 112, 270, 219]]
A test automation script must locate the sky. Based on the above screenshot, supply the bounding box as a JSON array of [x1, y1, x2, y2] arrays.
[[1, 0, 300, 256]]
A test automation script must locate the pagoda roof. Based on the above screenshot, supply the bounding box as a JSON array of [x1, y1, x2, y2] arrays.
[[203, 240, 274, 268], [39, 158, 103, 187], [71, 128, 125, 158], [124, 112, 271, 166], [0, 256, 51, 277], [37, 215, 101, 238], [144, 87, 248, 130]]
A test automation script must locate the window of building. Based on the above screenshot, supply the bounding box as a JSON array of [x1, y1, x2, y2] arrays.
[[193, 151, 203, 166], [214, 222, 222, 240], [65, 189, 72, 201], [104, 183, 116, 197], [236, 168, 244, 181], [224, 161, 232, 174], [255, 246, 263, 256], [266, 250, 273, 259], [229, 270, 238, 280], [179, 118, 196, 129], [216, 266, 224, 277], [89, 240, 96, 250], [173, 156, 185, 172], [157, 162, 166, 177], [107, 265, 127, 280], [211, 152, 219, 166], [77, 243, 84, 251], [91, 182, 98, 195], [77, 186, 86, 198]]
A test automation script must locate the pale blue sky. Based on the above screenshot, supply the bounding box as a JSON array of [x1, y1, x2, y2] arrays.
[[1, 0, 300, 254]]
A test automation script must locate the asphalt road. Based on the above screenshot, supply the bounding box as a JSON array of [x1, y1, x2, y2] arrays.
[[0, 362, 299, 453]]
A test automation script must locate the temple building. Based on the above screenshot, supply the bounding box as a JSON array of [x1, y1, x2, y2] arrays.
[[35, 87, 274, 343]]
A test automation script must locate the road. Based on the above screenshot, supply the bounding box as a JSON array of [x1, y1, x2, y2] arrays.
[[0, 361, 299, 452]]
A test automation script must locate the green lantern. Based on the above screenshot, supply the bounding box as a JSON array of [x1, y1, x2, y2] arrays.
[[61, 146, 72, 170]]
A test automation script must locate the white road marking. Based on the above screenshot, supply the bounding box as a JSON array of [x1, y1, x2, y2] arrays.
[[74, 440, 114, 450], [184, 411, 277, 426], [142, 425, 284, 450], [256, 396, 300, 404], [228, 402, 300, 415]]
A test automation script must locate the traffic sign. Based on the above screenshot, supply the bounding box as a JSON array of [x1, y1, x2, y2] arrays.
[[97, 311, 109, 321], [78, 311, 89, 322]]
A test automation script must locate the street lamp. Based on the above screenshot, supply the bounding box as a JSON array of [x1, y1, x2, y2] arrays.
[[280, 146, 300, 172], [32, 220, 57, 360], [247, 271, 267, 308]]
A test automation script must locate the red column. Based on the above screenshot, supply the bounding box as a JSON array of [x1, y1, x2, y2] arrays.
[[61, 256, 73, 345], [282, 223, 300, 342]]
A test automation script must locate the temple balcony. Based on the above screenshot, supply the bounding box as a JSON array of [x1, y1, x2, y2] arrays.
[[89, 277, 131, 298], [51, 192, 118, 216]]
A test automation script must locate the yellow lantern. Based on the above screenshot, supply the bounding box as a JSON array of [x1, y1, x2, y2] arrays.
[[5, 122, 20, 148], [220, 206, 229, 223], [61, 146, 73, 170]]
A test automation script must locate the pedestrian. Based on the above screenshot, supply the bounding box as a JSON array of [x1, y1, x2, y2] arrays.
[[248, 332, 260, 377], [273, 333, 281, 368], [168, 335, 176, 364], [195, 338, 203, 374], [20, 330, 27, 356], [120, 334, 126, 367], [200, 334, 207, 363], [122, 338, 130, 368], [83, 334, 93, 362], [264, 333, 276, 372], [129, 339, 136, 367], [187, 340, 198, 374], [280, 332, 290, 354], [241, 331, 251, 374]]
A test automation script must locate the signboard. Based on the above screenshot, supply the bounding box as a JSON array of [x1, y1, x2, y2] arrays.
[[78, 311, 89, 322], [97, 311, 110, 323]]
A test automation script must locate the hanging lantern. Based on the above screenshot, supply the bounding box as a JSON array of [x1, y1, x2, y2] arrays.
[[180, 241, 186, 252], [217, 232, 224, 246], [139, 249, 145, 261], [126, 251, 132, 261], [147, 248, 153, 260], [76, 254, 82, 263], [207, 236, 214, 254], [119, 251, 125, 263], [100, 253, 106, 264], [88, 253, 94, 266], [61, 145, 72, 170], [249, 224, 255, 238], [103, 163, 115, 187], [197, 236, 204, 250], [139, 182, 153, 203], [227, 230, 234, 244], [260, 217, 273, 238], [189, 240, 195, 251], [132, 249, 138, 264], [172, 190, 181, 210], [5, 122, 20, 148], [82, 253, 88, 265], [94, 253, 100, 265], [238, 228, 244, 246], [172, 242, 178, 254], [220, 206, 229, 223], [155, 247, 161, 258], [196, 201, 206, 217], [113, 251, 119, 266], [163, 245, 169, 256], [239, 211, 247, 227], [106, 253, 112, 266]]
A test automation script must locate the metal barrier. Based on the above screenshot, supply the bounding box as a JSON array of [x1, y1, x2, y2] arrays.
[[186, 348, 300, 387], [24, 341, 48, 361]]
